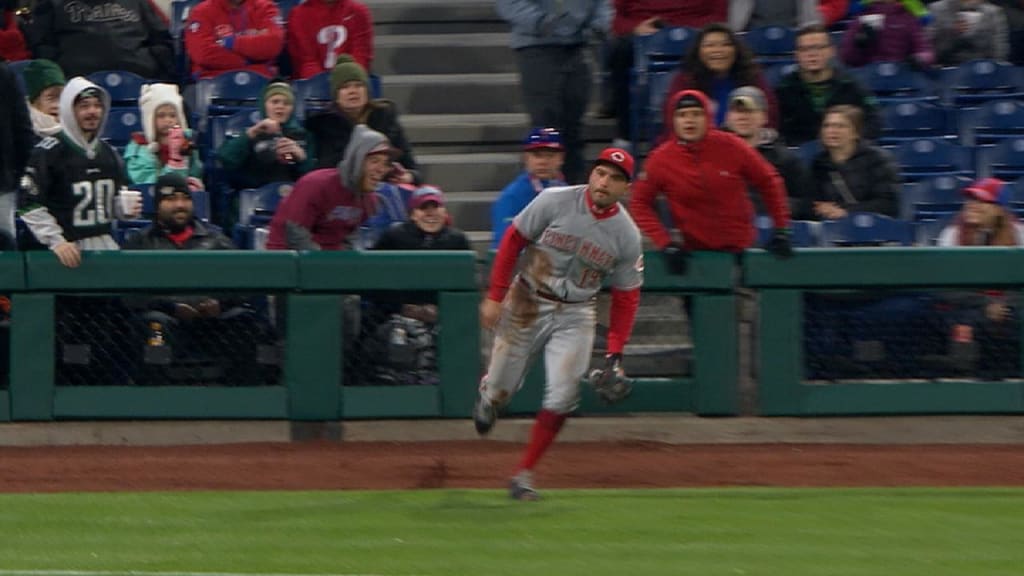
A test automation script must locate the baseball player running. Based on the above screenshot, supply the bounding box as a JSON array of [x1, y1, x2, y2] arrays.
[[476, 147, 644, 501]]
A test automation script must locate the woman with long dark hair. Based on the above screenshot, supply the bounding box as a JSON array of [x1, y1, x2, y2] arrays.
[[659, 22, 777, 142]]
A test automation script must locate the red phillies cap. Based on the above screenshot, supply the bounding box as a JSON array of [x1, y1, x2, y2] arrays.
[[595, 147, 634, 181], [963, 177, 1009, 206]]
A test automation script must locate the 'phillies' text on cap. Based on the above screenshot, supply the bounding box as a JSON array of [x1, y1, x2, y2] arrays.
[[596, 147, 635, 181]]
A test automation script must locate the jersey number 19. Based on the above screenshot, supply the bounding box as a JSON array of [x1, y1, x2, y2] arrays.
[[72, 178, 115, 227]]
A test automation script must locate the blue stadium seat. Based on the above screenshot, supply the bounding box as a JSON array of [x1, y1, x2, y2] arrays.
[[820, 213, 915, 246], [854, 61, 938, 104], [86, 70, 149, 105], [967, 99, 1024, 146], [901, 174, 972, 221], [641, 68, 675, 145], [102, 107, 143, 149], [234, 182, 293, 248], [764, 62, 798, 88], [755, 215, 819, 247], [194, 70, 270, 125], [207, 108, 262, 156], [914, 216, 956, 246], [892, 138, 973, 181], [294, 72, 330, 118], [7, 59, 30, 96], [878, 102, 952, 146], [981, 137, 1024, 179], [743, 25, 796, 65], [945, 59, 1024, 105], [796, 140, 822, 167], [641, 27, 696, 64]]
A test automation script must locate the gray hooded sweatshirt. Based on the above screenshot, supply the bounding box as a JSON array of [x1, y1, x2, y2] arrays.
[[20, 76, 130, 249], [268, 124, 391, 250]]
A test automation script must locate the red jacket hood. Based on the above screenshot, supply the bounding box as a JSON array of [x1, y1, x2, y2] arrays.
[[668, 89, 715, 141]]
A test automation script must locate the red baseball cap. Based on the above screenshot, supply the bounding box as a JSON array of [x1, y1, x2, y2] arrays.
[[595, 147, 635, 181], [963, 177, 1009, 206]]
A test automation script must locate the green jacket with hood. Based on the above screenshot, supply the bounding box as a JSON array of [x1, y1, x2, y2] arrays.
[[215, 85, 315, 189]]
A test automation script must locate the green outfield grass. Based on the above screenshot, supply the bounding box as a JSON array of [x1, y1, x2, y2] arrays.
[[0, 488, 1022, 576]]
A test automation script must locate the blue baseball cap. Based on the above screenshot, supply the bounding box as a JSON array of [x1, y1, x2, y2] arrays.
[[523, 127, 563, 151]]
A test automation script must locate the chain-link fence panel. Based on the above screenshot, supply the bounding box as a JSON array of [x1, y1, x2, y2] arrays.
[[343, 294, 440, 387], [804, 290, 1020, 382], [56, 294, 282, 387]]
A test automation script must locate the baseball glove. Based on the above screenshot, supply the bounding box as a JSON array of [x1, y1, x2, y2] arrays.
[[589, 353, 632, 405]]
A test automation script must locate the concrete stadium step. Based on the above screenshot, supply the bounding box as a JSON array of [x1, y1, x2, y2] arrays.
[[367, 0, 499, 26], [416, 152, 522, 193], [383, 73, 524, 115], [402, 113, 617, 146], [446, 191, 499, 234], [374, 33, 516, 75]]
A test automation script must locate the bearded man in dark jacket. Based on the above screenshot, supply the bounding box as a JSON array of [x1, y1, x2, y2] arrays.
[[27, 0, 175, 80]]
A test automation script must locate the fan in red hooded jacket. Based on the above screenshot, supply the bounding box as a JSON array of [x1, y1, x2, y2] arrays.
[[287, 0, 373, 80], [0, 4, 30, 62], [629, 90, 792, 274], [184, 0, 285, 79]]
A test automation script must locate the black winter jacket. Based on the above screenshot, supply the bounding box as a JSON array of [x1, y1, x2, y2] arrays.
[[810, 143, 901, 218], [124, 219, 236, 250], [373, 221, 470, 251], [27, 0, 175, 80], [776, 68, 882, 146], [306, 100, 417, 173], [0, 61, 32, 193]]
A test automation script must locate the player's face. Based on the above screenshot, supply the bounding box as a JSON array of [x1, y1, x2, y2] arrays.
[[73, 96, 104, 135], [725, 105, 765, 139], [673, 107, 707, 142], [821, 112, 858, 151], [411, 201, 446, 234], [337, 80, 368, 115], [699, 32, 736, 74], [795, 32, 833, 75], [523, 148, 565, 181], [360, 151, 392, 192], [589, 164, 629, 208], [34, 85, 62, 118], [154, 104, 180, 138], [157, 192, 194, 231], [265, 94, 294, 123]]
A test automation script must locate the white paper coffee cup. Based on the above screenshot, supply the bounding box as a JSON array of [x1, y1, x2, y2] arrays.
[[119, 189, 143, 217]]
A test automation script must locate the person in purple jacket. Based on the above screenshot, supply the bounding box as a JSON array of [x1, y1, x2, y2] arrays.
[[840, 0, 935, 68]]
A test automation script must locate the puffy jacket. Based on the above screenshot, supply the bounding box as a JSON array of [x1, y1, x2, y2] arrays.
[[612, 0, 726, 36], [27, 0, 174, 79], [124, 128, 203, 184], [305, 101, 416, 172], [184, 0, 284, 79], [752, 129, 814, 218], [124, 218, 235, 250], [775, 66, 882, 146], [374, 220, 471, 251], [631, 89, 790, 252], [840, 2, 934, 67], [809, 142, 901, 218]]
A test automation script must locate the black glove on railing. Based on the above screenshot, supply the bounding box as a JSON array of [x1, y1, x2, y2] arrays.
[[767, 228, 793, 259]]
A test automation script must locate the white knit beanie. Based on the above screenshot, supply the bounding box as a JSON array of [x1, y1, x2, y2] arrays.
[[138, 83, 188, 149]]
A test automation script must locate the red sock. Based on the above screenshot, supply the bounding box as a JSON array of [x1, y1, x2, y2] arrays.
[[517, 409, 567, 472]]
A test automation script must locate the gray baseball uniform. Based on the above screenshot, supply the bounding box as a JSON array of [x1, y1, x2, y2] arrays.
[[482, 184, 644, 413]]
